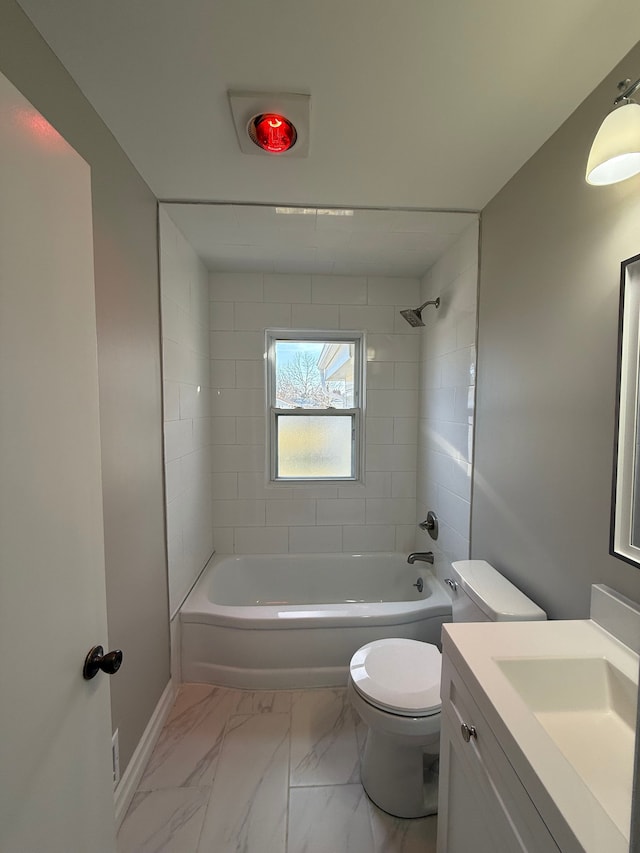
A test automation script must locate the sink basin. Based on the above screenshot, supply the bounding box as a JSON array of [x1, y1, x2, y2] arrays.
[[495, 656, 637, 832]]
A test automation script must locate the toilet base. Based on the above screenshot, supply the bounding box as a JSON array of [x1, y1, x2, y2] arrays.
[[360, 730, 439, 818]]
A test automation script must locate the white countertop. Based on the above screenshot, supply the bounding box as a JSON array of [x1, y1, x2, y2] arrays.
[[442, 619, 638, 853]]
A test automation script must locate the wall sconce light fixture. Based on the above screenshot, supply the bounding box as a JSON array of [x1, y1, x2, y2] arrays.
[[586, 77, 640, 185]]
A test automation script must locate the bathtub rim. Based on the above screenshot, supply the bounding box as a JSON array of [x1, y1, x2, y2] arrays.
[[179, 551, 452, 631]]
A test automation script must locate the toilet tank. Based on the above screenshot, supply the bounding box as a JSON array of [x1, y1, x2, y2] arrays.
[[449, 560, 547, 623]]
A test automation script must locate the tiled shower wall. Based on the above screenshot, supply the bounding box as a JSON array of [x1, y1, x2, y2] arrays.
[[160, 208, 213, 615], [209, 273, 422, 554], [414, 222, 479, 575]]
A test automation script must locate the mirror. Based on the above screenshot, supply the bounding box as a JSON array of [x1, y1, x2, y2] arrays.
[[611, 253, 640, 567]]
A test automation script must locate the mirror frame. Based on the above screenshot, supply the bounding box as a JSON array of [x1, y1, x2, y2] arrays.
[[611, 252, 640, 568]]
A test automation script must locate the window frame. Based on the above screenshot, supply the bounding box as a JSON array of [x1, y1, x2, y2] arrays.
[[265, 329, 366, 484]]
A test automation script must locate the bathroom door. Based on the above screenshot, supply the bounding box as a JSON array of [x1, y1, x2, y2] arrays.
[[0, 72, 116, 852]]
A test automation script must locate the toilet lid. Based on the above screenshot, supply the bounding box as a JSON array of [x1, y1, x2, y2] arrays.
[[350, 638, 441, 717]]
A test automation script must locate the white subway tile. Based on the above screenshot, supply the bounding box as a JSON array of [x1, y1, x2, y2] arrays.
[[436, 485, 470, 539], [342, 525, 396, 552], [165, 458, 183, 503], [367, 390, 418, 418], [161, 296, 183, 344], [162, 338, 188, 383], [453, 385, 475, 425], [339, 305, 394, 332], [311, 275, 367, 305], [209, 301, 234, 331], [289, 526, 342, 553], [179, 383, 209, 420], [234, 526, 289, 554], [211, 388, 264, 417], [210, 330, 265, 361], [234, 302, 292, 331], [367, 334, 419, 363], [212, 499, 265, 527], [394, 362, 418, 389], [421, 387, 455, 421], [164, 419, 193, 462], [367, 277, 420, 306], [391, 471, 417, 498], [235, 360, 265, 389], [366, 362, 394, 389], [365, 498, 415, 525], [393, 417, 417, 445], [213, 527, 234, 554], [180, 449, 208, 488], [266, 500, 316, 526], [366, 417, 394, 445], [421, 419, 472, 462], [212, 472, 238, 499], [192, 417, 211, 450], [456, 309, 477, 349], [238, 472, 292, 500], [291, 304, 340, 329], [211, 416, 236, 444], [395, 525, 416, 553], [338, 471, 391, 498], [289, 484, 339, 499], [164, 380, 180, 421], [210, 272, 263, 302], [210, 359, 236, 389], [316, 499, 365, 525], [366, 443, 416, 472], [264, 273, 311, 303], [236, 416, 265, 445], [211, 444, 265, 472]]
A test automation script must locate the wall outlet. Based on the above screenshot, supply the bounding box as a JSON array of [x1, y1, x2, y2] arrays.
[[112, 729, 120, 788]]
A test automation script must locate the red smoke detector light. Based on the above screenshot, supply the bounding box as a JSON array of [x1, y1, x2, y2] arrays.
[[249, 113, 297, 153]]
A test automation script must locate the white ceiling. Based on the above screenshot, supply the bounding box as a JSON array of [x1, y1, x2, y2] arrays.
[[163, 203, 477, 275], [15, 0, 640, 274]]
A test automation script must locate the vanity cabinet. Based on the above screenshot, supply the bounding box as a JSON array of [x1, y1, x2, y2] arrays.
[[437, 653, 561, 853]]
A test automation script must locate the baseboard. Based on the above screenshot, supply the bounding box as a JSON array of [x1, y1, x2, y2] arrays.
[[114, 679, 177, 828]]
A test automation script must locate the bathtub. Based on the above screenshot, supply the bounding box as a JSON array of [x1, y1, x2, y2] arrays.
[[180, 552, 452, 689]]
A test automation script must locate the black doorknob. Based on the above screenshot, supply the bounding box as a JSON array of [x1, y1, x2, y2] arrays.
[[83, 645, 123, 680]]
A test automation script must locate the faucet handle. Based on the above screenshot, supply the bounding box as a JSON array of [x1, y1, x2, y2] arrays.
[[444, 578, 458, 592]]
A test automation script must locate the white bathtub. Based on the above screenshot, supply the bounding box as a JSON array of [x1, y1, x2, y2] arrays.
[[180, 552, 452, 689]]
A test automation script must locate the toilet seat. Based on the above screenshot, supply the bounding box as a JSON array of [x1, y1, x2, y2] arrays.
[[349, 638, 441, 717]]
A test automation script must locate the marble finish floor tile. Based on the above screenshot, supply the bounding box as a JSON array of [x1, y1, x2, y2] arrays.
[[290, 688, 360, 786], [117, 787, 210, 853], [233, 690, 292, 715], [368, 801, 438, 853], [288, 784, 374, 853], [139, 684, 239, 791], [197, 713, 290, 853]]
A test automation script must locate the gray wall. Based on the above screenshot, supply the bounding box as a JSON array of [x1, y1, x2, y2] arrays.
[[0, 0, 170, 770], [473, 39, 640, 619]]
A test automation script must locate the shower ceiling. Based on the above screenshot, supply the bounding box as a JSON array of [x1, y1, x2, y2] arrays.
[[15, 1, 640, 212], [163, 204, 477, 276]]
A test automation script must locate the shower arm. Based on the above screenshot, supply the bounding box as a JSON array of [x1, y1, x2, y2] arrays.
[[416, 297, 440, 311]]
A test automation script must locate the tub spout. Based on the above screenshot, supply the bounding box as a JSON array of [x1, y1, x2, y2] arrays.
[[407, 552, 434, 565]]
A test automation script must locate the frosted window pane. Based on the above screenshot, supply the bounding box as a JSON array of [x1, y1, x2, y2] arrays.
[[277, 416, 352, 477]]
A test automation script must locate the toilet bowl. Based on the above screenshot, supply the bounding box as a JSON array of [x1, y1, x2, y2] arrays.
[[349, 638, 442, 818], [348, 560, 546, 818]]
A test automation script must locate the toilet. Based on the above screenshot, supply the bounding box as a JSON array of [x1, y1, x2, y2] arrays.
[[348, 560, 546, 818]]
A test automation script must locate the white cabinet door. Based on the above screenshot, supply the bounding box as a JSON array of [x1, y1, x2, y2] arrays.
[[437, 658, 561, 853], [0, 71, 116, 853]]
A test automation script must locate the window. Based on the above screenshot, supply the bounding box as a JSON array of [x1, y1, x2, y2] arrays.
[[266, 330, 365, 482]]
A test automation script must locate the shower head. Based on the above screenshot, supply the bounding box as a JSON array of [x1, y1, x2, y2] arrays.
[[399, 297, 440, 327]]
